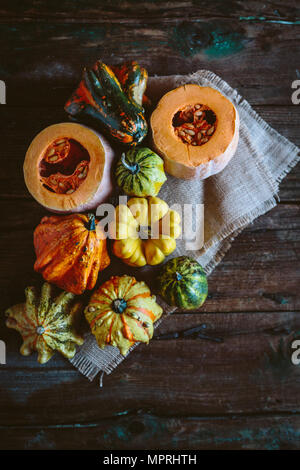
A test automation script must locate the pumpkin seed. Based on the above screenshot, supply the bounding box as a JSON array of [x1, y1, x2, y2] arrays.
[[48, 154, 58, 162], [185, 129, 195, 136], [88, 306, 96, 312], [78, 169, 87, 179], [55, 139, 66, 145], [66, 188, 75, 194], [173, 103, 217, 147], [47, 148, 55, 157]]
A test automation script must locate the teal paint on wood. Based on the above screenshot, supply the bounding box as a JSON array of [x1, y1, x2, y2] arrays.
[[26, 430, 55, 450], [114, 410, 131, 416], [171, 22, 246, 58], [263, 293, 289, 305], [239, 16, 300, 25], [102, 414, 166, 445], [210, 425, 300, 450], [204, 29, 245, 58], [27, 415, 299, 450]]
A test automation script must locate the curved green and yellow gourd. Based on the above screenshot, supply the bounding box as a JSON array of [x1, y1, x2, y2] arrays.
[[65, 61, 148, 146], [85, 275, 163, 355], [116, 147, 167, 197], [5, 283, 84, 364]]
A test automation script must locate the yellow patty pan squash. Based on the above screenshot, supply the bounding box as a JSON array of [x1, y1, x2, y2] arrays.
[[110, 196, 181, 267]]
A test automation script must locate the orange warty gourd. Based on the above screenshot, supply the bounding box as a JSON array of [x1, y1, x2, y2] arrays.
[[150, 85, 239, 180], [34, 213, 110, 295]]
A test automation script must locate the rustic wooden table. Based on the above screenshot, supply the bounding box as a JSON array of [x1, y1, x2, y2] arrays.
[[0, 0, 299, 451]]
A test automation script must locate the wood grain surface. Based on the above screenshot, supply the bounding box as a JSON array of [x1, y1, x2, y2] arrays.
[[0, 0, 299, 450]]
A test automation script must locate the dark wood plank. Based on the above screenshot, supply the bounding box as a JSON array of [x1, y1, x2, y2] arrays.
[[1, 312, 300, 426], [205, 205, 300, 312], [1, 414, 300, 450], [0, 19, 299, 105], [0, 0, 299, 22]]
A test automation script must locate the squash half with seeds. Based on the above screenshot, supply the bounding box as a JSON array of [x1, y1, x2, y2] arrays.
[[151, 84, 239, 179]]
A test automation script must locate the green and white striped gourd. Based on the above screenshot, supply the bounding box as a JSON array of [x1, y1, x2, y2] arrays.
[[115, 147, 167, 197]]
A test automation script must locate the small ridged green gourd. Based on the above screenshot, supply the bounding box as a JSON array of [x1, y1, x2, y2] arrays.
[[115, 147, 167, 197]]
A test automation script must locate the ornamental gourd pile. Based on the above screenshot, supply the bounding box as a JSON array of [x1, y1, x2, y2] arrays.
[[7, 59, 216, 363]]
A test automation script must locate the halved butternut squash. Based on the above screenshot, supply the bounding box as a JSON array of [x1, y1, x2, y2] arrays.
[[150, 85, 239, 179], [23, 123, 114, 213]]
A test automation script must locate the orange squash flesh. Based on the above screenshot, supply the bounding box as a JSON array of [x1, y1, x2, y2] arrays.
[[150, 85, 239, 179], [39, 137, 90, 195], [24, 123, 114, 213]]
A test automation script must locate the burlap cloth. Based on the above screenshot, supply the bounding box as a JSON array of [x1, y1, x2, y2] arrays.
[[70, 70, 300, 382]]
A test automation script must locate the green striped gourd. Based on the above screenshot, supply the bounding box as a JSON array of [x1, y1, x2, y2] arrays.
[[115, 147, 167, 197], [157, 256, 208, 310]]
